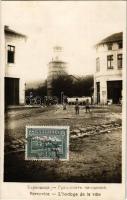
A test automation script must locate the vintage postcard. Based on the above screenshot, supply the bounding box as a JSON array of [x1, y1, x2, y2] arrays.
[[0, 1, 126, 200]]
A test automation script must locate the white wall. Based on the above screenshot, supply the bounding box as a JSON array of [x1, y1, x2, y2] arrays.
[[94, 42, 122, 104], [5, 33, 27, 104]]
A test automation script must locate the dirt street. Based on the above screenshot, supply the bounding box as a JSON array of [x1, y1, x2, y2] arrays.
[[4, 105, 122, 182]]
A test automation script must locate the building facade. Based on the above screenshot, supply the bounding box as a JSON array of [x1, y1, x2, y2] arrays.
[[4, 26, 27, 106], [94, 32, 123, 104], [47, 46, 67, 96]]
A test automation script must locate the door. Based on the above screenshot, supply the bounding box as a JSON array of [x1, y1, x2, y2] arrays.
[[96, 82, 100, 104], [5, 77, 19, 106], [107, 81, 122, 104]]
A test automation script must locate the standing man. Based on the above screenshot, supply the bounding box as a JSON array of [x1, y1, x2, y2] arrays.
[[86, 99, 90, 113], [29, 91, 33, 105], [75, 98, 79, 114]]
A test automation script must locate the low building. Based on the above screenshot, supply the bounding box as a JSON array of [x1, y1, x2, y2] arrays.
[[4, 26, 27, 106], [94, 32, 123, 104]]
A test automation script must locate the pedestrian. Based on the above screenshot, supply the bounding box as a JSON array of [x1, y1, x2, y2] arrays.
[[86, 99, 90, 113], [63, 102, 67, 110], [29, 91, 33, 105], [75, 98, 79, 114]]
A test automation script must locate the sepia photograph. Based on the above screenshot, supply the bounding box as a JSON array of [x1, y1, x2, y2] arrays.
[[2, 1, 125, 185]]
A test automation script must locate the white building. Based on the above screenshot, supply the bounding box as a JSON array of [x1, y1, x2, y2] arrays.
[[4, 26, 27, 106], [94, 32, 123, 104]]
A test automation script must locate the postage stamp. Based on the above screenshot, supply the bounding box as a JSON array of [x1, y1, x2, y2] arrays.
[[25, 126, 69, 160]]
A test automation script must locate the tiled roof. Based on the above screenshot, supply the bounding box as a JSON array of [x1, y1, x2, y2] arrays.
[[4, 25, 27, 38], [97, 32, 123, 46]]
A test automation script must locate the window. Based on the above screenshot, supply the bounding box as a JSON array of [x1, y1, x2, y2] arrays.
[[7, 45, 15, 63], [107, 55, 113, 69], [107, 43, 112, 50], [96, 57, 100, 72], [117, 54, 122, 69], [118, 42, 123, 49]]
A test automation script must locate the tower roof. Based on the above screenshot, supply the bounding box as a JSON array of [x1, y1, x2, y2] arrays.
[[49, 60, 66, 64]]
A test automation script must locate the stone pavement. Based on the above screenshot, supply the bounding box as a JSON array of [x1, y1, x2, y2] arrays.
[[4, 105, 122, 182]]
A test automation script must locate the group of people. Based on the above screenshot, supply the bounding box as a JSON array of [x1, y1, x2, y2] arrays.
[[63, 98, 91, 114], [75, 98, 90, 114]]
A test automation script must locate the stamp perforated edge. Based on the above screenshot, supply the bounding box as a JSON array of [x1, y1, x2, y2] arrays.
[[25, 125, 70, 161]]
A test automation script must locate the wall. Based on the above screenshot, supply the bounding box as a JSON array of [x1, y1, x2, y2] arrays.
[[5, 33, 27, 104], [94, 42, 122, 104]]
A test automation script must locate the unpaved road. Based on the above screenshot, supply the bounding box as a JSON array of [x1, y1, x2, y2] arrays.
[[4, 105, 122, 182]]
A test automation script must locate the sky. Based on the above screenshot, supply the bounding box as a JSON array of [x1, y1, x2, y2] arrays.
[[2, 1, 125, 82]]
